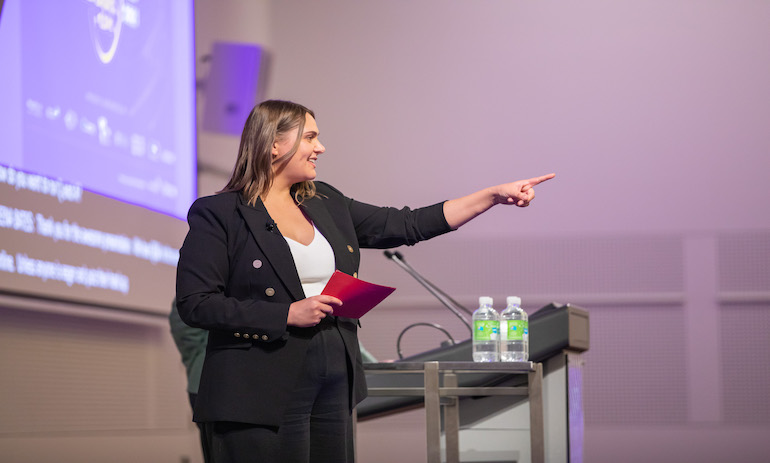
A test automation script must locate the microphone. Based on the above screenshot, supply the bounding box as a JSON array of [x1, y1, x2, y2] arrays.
[[266, 220, 276, 232], [383, 250, 404, 260], [383, 250, 472, 336]]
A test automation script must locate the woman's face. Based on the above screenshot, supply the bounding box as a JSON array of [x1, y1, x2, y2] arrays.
[[272, 112, 325, 185]]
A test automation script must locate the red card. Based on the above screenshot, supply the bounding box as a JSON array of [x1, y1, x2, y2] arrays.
[[321, 270, 396, 318]]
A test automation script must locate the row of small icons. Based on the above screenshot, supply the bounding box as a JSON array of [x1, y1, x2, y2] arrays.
[[25, 98, 177, 165]]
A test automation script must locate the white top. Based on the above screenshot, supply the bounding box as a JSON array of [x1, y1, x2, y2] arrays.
[[283, 223, 336, 297]]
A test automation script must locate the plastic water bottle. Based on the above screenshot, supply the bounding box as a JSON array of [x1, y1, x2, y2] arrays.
[[472, 296, 500, 362], [500, 296, 528, 362]]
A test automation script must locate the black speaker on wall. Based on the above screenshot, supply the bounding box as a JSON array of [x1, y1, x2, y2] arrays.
[[202, 41, 265, 136]]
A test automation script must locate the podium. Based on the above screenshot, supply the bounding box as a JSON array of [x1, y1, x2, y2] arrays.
[[364, 361, 544, 463], [358, 303, 589, 462]]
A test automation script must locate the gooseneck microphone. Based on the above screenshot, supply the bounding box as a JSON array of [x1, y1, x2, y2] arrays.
[[383, 250, 472, 336]]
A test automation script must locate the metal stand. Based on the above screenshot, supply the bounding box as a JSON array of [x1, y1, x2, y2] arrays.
[[365, 361, 544, 463]]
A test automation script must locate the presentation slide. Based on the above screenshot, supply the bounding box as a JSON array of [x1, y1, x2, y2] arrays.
[[0, 0, 196, 314]]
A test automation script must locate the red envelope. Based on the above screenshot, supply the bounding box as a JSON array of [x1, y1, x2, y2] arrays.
[[321, 270, 396, 318]]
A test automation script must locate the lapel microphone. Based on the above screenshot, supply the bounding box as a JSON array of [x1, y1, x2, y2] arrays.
[[266, 220, 276, 232]]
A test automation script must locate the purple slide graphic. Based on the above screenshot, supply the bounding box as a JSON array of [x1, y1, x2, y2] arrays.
[[0, 0, 196, 219]]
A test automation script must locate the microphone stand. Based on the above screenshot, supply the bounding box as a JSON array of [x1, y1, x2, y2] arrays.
[[383, 250, 473, 337]]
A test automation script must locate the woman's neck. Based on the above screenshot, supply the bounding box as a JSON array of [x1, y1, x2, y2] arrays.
[[262, 183, 296, 209]]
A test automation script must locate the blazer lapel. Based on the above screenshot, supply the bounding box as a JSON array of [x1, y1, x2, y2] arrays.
[[302, 197, 357, 276], [236, 196, 305, 301]]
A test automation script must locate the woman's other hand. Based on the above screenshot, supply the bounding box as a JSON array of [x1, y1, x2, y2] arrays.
[[287, 295, 343, 327], [493, 173, 556, 207]]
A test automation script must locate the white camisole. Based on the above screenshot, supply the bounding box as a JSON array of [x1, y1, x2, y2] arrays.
[[283, 223, 336, 297]]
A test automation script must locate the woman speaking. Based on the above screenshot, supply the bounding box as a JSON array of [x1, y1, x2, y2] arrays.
[[176, 99, 554, 463]]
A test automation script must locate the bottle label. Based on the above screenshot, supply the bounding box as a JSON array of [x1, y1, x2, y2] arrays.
[[474, 320, 499, 341], [505, 320, 528, 341]]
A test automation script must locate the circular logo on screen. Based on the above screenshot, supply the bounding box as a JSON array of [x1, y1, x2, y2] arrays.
[[87, 0, 125, 64]]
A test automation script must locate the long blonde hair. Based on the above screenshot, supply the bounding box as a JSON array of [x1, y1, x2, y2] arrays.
[[219, 100, 317, 205]]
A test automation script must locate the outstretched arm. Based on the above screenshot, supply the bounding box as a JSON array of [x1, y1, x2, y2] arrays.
[[443, 173, 556, 229]]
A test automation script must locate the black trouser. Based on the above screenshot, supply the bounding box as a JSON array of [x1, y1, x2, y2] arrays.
[[189, 393, 211, 463], [204, 320, 354, 463]]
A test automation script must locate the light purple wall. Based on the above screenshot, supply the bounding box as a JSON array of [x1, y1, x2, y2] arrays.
[[265, 0, 770, 236]]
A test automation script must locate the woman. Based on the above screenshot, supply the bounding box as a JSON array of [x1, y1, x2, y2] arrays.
[[176, 99, 554, 463]]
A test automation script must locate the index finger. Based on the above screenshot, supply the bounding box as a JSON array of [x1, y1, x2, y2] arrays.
[[525, 172, 556, 187]]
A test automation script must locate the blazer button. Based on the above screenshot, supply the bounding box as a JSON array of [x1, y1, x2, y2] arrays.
[[265, 287, 275, 296], [347, 245, 354, 253], [261, 335, 268, 341], [253, 259, 263, 269], [234, 332, 241, 338], [243, 333, 250, 339]]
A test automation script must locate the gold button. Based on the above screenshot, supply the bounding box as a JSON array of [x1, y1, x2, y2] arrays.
[[243, 333, 250, 339], [234, 332, 241, 338], [353, 272, 358, 278], [261, 335, 268, 341], [347, 245, 354, 253], [265, 287, 275, 296]]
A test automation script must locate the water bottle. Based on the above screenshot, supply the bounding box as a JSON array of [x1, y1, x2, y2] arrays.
[[500, 296, 528, 362], [472, 296, 500, 362]]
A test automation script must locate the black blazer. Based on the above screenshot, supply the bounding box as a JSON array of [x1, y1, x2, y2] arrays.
[[176, 182, 451, 426]]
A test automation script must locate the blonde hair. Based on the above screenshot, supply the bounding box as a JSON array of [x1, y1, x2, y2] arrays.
[[219, 100, 317, 205]]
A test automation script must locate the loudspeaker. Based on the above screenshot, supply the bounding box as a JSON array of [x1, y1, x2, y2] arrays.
[[202, 41, 264, 135]]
